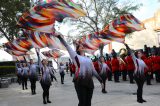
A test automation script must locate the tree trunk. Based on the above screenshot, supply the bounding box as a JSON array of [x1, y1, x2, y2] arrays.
[[99, 43, 104, 57], [0, 27, 10, 42]]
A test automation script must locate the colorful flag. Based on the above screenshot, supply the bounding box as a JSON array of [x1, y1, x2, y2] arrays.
[[47, 33, 66, 50], [18, 0, 86, 32], [18, 10, 55, 33], [25, 30, 66, 50], [4, 37, 32, 52], [78, 32, 111, 54], [42, 49, 64, 58], [100, 14, 145, 43], [4, 49, 33, 56], [26, 31, 49, 48], [36, 0, 86, 21]]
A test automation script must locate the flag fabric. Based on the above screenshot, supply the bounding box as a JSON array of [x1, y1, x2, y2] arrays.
[[46, 33, 66, 50], [15, 56, 25, 61], [18, 10, 55, 33], [36, 0, 86, 21], [4, 49, 34, 56], [78, 32, 111, 54], [18, 0, 86, 32], [76, 14, 144, 54], [16, 12, 144, 56], [4, 37, 32, 52], [42, 49, 64, 58], [26, 31, 50, 48], [25, 31, 66, 50], [100, 14, 145, 43]]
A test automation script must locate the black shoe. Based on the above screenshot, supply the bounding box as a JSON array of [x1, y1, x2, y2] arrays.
[[47, 100, 51, 103], [137, 100, 143, 103], [43, 101, 47, 104], [115, 81, 120, 83], [26, 88, 28, 89], [132, 93, 137, 95], [32, 92, 34, 95], [147, 84, 152, 85], [102, 90, 107, 93], [142, 99, 147, 102]]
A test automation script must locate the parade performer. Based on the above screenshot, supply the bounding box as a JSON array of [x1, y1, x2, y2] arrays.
[[21, 62, 29, 90], [98, 44, 111, 93], [124, 43, 147, 103], [99, 56, 111, 93], [119, 58, 127, 81], [29, 59, 38, 95], [119, 49, 127, 81], [151, 52, 160, 82], [15, 63, 22, 85], [93, 58, 100, 74], [143, 56, 152, 85], [40, 59, 54, 104], [56, 33, 103, 106], [111, 50, 120, 82], [105, 54, 112, 81], [125, 51, 135, 84], [48, 62, 57, 82], [59, 62, 65, 84]]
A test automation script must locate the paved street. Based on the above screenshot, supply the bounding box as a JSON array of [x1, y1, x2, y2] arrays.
[[0, 73, 160, 106]]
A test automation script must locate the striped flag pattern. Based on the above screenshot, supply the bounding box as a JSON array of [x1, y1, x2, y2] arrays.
[[18, 0, 86, 32], [25, 31, 66, 50], [4, 37, 32, 53], [100, 14, 145, 43], [42, 49, 64, 58]]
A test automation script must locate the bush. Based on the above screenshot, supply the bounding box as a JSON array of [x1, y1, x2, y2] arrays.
[[0, 66, 16, 76], [0, 61, 16, 66]]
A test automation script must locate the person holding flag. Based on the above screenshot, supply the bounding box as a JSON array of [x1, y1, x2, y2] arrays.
[[98, 44, 111, 93], [56, 33, 103, 106], [124, 43, 148, 103], [15, 63, 22, 85], [29, 59, 38, 95], [21, 62, 29, 90]]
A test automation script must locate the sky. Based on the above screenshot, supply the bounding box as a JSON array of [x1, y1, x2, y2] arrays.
[[0, 0, 160, 61], [134, 0, 160, 21]]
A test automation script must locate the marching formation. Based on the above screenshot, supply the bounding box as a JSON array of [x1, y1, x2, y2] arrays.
[[14, 43, 160, 105]]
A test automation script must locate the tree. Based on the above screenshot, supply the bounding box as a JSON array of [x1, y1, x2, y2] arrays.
[[0, 0, 30, 41], [67, 0, 142, 40]]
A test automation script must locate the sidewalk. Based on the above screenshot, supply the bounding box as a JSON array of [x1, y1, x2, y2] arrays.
[[0, 73, 160, 106]]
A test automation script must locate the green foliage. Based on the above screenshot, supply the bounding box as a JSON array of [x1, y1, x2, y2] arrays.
[[0, 0, 30, 41], [0, 61, 16, 66], [0, 66, 16, 76]]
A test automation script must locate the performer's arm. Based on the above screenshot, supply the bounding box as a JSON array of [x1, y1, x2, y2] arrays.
[[124, 43, 137, 69], [57, 35, 77, 62]]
